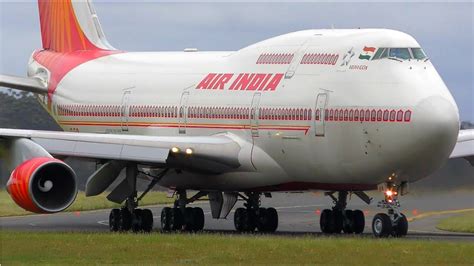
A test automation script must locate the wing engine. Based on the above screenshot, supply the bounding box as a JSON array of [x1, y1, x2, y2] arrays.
[[7, 157, 77, 213]]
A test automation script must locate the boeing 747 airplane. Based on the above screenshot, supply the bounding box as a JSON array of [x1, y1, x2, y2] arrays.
[[1, 0, 473, 237]]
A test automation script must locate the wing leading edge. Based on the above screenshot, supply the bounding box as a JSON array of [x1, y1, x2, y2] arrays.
[[450, 129, 474, 166], [0, 128, 242, 173], [0, 74, 48, 94]]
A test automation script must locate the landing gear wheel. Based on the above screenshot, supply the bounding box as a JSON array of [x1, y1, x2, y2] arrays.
[[109, 208, 121, 232], [141, 209, 153, 233], [132, 209, 143, 233], [183, 207, 195, 232], [256, 208, 268, 232], [119, 208, 132, 232], [343, 210, 354, 234], [333, 210, 343, 233], [234, 208, 246, 232], [170, 208, 183, 231], [265, 207, 278, 232], [393, 213, 408, 237], [161, 207, 172, 232], [372, 213, 392, 238], [352, 209, 365, 234], [320, 209, 335, 233], [234, 208, 255, 232], [192, 207, 205, 231]]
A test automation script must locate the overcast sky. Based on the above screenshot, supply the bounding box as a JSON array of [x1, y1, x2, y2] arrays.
[[0, 1, 472, 121]]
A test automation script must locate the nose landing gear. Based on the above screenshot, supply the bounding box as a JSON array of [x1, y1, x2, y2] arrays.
[[372, 183, 408, 238]]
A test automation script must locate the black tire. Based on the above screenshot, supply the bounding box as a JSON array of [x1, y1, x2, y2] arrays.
[[183, 207, 195, 232], [372, 213, 392, 238], [353, 209, 365, 234], [170, 208, 183, 231], [192, 207, 205, 231], [109, 209, 121, 232], [343, 209, 354, 234], [119, 208, 132, 232], [333, 210, 343, 234], [320, 209, 334, 233], [234, 208, 255, 232], [245, 209, 256, 232], [265, 207, 278, 232], [256, 208, 268, 232], [141, 209, 154, 233], [393, 213, 408, 237], [132, 209, 143, 233], [161, 207, 171, 232], [234, 208, 246, 232]]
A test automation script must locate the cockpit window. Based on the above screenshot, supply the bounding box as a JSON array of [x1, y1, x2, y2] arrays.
[[411, 48, 427, 60], [389, 48, 412, 60], [372, 47, 428, 61], [372, 48, 385, 60]]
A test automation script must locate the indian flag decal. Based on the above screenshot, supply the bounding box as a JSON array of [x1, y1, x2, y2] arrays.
[[359, 46, 376, 60]]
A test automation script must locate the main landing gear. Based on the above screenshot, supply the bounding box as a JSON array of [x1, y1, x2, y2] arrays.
[[160, 190, 206, 232], [372, 183, 408, 238], [109, 206, 154, 233], [320, 191, 365, 234], [234, 192, 278, 233], [109, 165, 168, 233]]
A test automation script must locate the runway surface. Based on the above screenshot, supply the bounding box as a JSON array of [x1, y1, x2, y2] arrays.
[[1, 192, 473, 241]]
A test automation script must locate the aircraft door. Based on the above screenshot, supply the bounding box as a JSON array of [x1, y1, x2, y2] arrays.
[[121, 89, 132, 132], [314, 93, 328, 137], [285, 41, 310, 79], [250, 93, 261, 138], [178, 91, 190, 134]]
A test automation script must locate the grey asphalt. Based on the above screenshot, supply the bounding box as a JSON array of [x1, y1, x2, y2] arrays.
[[1, 191, 473, 241]]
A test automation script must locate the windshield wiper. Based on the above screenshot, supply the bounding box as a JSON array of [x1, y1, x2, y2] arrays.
[[388, 57, 403, 62]]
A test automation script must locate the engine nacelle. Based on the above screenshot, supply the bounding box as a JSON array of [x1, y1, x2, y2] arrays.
[[6, 157, 77, 213]]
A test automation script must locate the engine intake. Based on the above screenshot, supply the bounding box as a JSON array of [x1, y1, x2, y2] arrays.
[[7, 157, 77, 213]]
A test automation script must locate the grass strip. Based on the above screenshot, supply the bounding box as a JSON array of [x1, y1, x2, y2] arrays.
[[1, 231, 473, 264], [437, 211, 474, 233]]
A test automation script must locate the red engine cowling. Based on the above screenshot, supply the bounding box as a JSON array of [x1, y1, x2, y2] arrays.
[[6, 157, 77, 213]]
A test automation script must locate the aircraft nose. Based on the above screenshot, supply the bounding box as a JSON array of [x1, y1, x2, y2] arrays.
[[410, 96, 459, 172]]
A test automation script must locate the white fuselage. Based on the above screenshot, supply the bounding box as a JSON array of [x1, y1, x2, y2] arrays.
[[30, 29, 460, 191]]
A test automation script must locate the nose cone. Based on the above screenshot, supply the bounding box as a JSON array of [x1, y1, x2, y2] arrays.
[[408, 96, 459, 177]]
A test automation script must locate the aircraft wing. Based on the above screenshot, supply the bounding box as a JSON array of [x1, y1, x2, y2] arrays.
[[0, 74, 48, 94], [450, 129, 474, 166], [0, 128, 242, 173]]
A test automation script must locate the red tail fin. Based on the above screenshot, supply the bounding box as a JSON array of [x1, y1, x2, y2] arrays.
[[38, 0, 114, 52]]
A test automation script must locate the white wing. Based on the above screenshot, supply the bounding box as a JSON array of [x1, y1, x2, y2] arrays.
[[0, 74, 47, 94], [450, 129, 474, 166], [0, 128, 242, 173]]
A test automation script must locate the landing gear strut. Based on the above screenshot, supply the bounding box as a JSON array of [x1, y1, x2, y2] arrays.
[[160, 190, 206, 232], [372, 183, 408, 238], [233, 192, 278, 233], [109, 165, 167, 233], [320, 191, 365, 234]]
